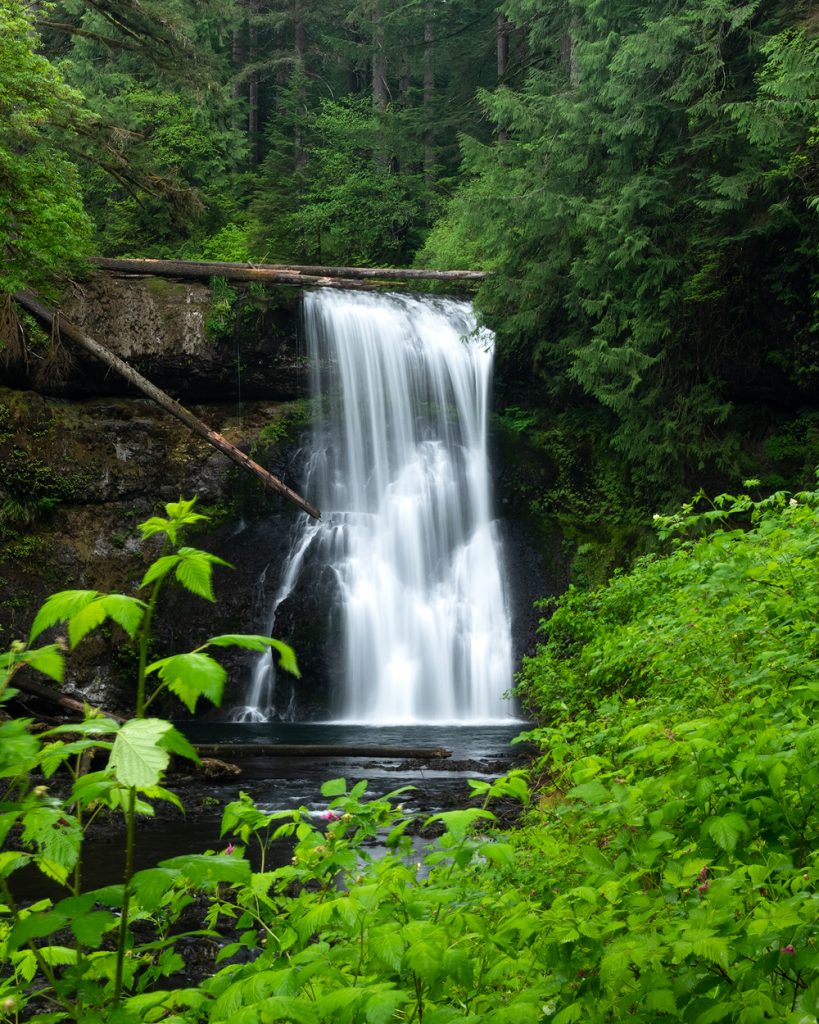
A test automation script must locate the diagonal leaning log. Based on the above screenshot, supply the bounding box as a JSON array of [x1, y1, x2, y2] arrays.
[[13, 291, 320, 520]]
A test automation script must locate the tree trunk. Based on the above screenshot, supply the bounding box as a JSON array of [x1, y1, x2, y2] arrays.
[[561, 17, 580, 87], [294, 0, 308, 172], [13, 291, 321, 520], [497, 13, 509, 141], [372, 0, 388, 112], [12, 675, 126, 723], [496, 13, 509, 78], [248, 11, 259, 165], [91, 257, 487, 282], [232, 4, 245, 98], [423, 9, 435, 181]]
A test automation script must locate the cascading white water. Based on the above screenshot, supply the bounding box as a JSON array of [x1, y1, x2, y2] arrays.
[[235, 289, 514, 725]]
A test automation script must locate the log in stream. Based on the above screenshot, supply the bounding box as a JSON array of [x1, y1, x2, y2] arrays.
[[13, 291, 320, 519], [193, 743, 452, 760]]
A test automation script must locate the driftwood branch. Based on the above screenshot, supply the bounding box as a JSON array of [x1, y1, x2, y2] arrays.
[[13, 291, 320, 520], [12, 674, 127, 723], [193, 743, 452, 759], [91, 257, 487, 286]]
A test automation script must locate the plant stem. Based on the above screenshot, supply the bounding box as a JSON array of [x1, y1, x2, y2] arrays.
[[112, 579, 161, 1006]]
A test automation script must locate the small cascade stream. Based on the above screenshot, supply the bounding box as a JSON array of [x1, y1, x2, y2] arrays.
[[233, 289, 514, 724]]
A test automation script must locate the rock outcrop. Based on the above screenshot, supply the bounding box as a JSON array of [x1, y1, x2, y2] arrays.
[[0, 273, 311, 714], [5, 272, 308, 401]]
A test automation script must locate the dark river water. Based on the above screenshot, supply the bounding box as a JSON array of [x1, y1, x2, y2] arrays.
[[179, 721, 526, 757], [15, 723, 531, 900]]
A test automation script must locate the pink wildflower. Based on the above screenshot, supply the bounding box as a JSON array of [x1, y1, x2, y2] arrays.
[[699, 865, 708, 883], [698, 882, 710, 894], [224, 842, 235, 855], [781, 945, 795, 956], [319, 809, 341, 821]]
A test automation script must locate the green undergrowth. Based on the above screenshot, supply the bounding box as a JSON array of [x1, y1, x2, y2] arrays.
[[1, 488, 818, 1022], [514, 482, 819, 1021]]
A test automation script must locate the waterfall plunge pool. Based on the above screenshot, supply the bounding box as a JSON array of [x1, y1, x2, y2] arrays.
[[11, 723, 532, 900]]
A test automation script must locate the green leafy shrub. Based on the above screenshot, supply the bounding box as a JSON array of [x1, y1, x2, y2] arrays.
[[513, 483, 819, 1021], [0, 1, 92, 293]]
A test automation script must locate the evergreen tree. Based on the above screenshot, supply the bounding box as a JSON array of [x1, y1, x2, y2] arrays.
[[422, 0, 819, 486], [42, 0, 247, 257], [0, 0, 92, 293]]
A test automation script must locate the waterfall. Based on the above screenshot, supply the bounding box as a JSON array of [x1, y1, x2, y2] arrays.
[[236, 289, 514, 725]]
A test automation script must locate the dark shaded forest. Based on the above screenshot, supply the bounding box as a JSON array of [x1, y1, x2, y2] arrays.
[[3, 0, 818, 515]]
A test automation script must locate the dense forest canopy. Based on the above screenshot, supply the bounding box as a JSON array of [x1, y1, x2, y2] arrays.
[[2, 6, 819, 1022], [1, 0, 818, 492]]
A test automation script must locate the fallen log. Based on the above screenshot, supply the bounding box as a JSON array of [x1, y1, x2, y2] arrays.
[[192, 743, 452, 760], [11, 674, 127, 723], [13, 291, 320, 520], [93, 259, 377, 290], [92, 257, 487, 285]]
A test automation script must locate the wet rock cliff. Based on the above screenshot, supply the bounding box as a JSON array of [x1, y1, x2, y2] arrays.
[[0, 274, 311, 714]]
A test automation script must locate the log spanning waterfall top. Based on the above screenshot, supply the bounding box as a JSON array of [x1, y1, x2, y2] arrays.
[[243, 289, 514, 725]]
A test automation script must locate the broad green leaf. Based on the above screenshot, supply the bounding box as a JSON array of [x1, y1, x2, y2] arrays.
[[39, 738, 108, 778], [403, 938, 442, 983], [477, 840, 515, 868], [141, 554, 182, 591], [99, 594, 146, 638], [691, 934, 730, 968], [364, 987, 409, 1024], [368, 925, 404, 972], [44, 719, 120, 737], [139, 515, 178, 540], [251, 996, 317, 1023], [174, 547, 231, 602], [706, 812, 748, 853], [424, 807, 495, 842], [67, 598, 109, 648], [37, 945, 77, 967], [349, 778, 368, 799], [21, 644, 64, 683], [22, 806, 81, 876], [148, 652, 227, 712], [130, 867, 179, 912], [109, 719, 173, 788], [0, 720, 40, 777], [442, 947, 474, 986], [7, 909, 68, 952], [29, 590, 98, 642], [0, 811, 18, 847], [69, 910, 118, 948], [141, 784, 185, 811], [694, 1001, 734, 1023], [125, 989, 207, 1016], [321, 778, 347, 797], [206, 633, 275, 651], [552, 1004, 582, 1024], [159, 725, 200, 764], [0, 850, 30, 878], [157, 853, 252, 887], [567, 781, 609, 804], [207, 635, 300, 677], [646, 990, 676, 1013]]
